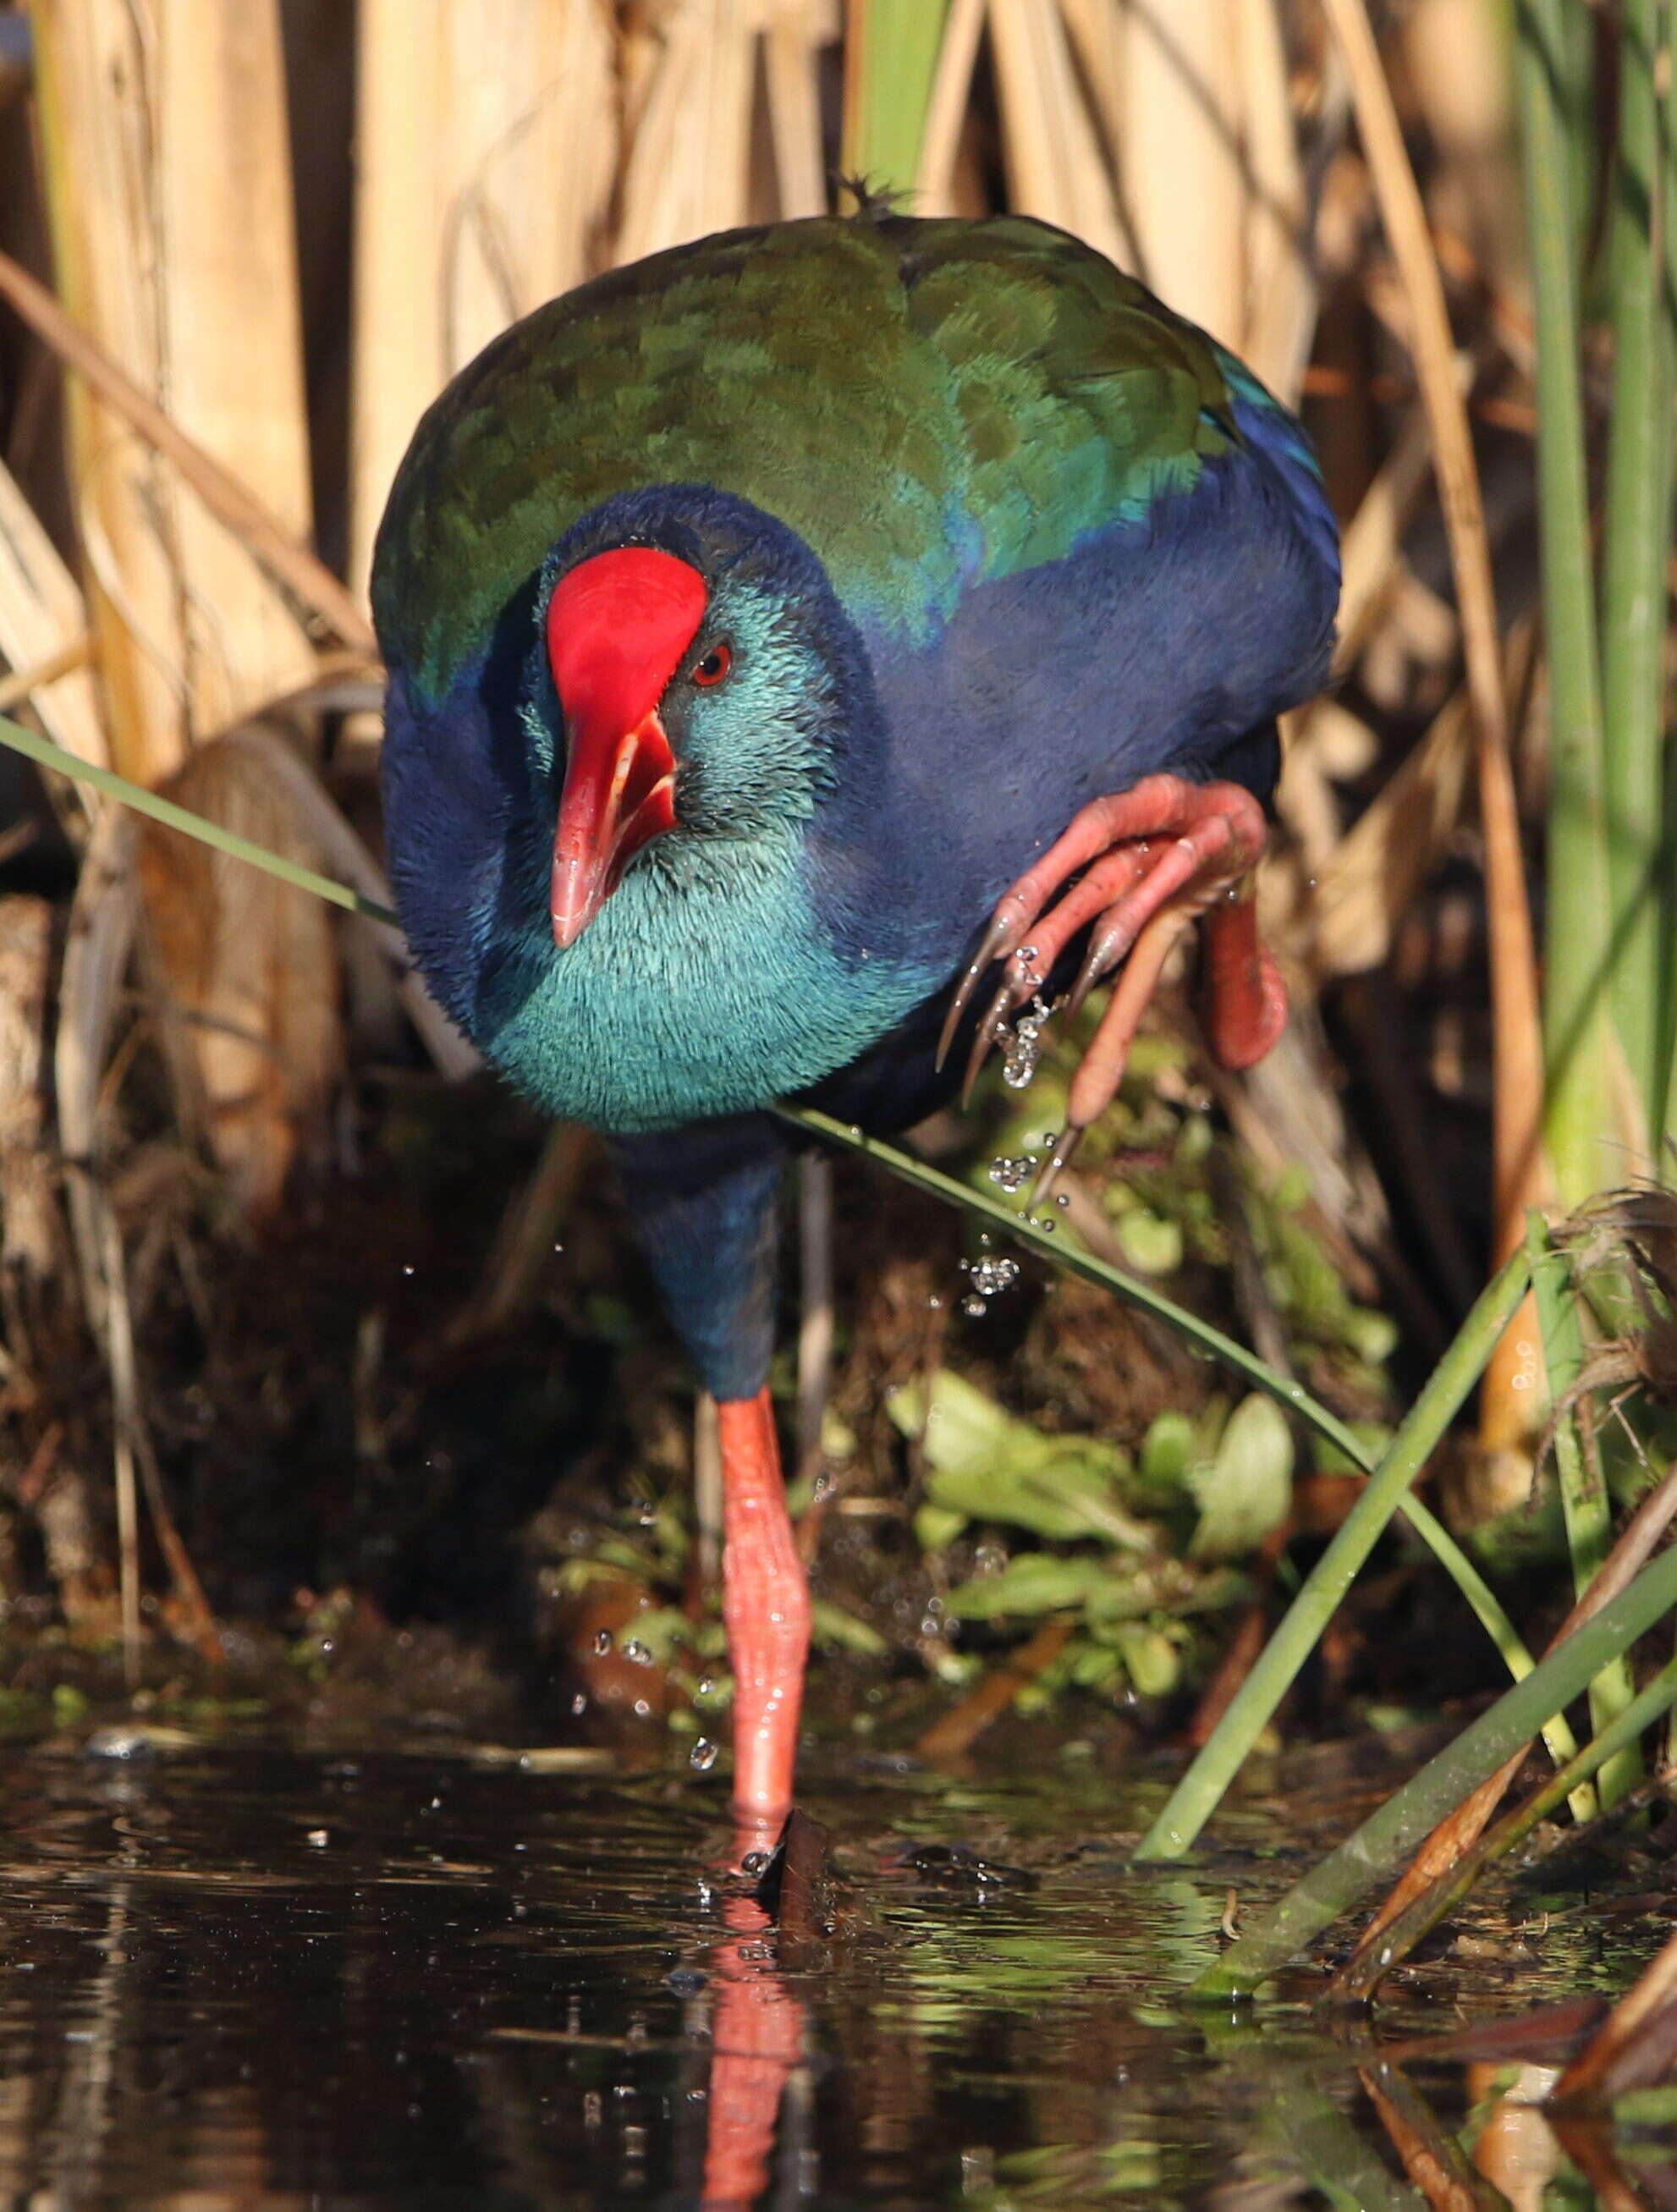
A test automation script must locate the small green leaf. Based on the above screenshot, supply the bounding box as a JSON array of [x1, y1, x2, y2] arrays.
[[945, 1554, 1114, 1620], [913, 1502, 967, 1552], [1141, 1410, 1196, 1490], [1115, 1622, 1181, 1698], [1190, 1394, 1294, 1560], [888, 1371, 1149, 1544], [1117, 1209, 1183, 1274], [811, 1598, 888, 1657]]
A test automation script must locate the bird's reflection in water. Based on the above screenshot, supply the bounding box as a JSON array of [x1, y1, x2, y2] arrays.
[[700, 1830, 806, 2209]]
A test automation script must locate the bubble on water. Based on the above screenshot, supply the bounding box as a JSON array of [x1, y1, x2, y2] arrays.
[[593, 1631, 612, 1656], [690, 1738, 718, 1772], [927, 1293, 943, 1309], [632, 1698, 652, 1720], [961, 1294, 988, 1318]]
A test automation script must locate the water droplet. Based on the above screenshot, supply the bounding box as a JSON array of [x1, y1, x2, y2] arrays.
[[570, 1692, 588, 1717], [741, 1850, 770, 1874], [306, 1829, 329, 1848], [987, 1153, 1038, 1192], [927, 1293, 943, 1308], [622, 1639, 653, 1666], [593, 1631, 612, 1656], [1054, 1192, 1069, 1208], [1036, 1218, 1057, 1234], [961, 1294, 988, 1318], [632, 1698, 652, 1719], [967, 1255, 1020, 1298], [690, 1738, 718, 1771]]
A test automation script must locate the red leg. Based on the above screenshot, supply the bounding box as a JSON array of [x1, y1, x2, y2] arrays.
[[718, 1389, 811, 1830]]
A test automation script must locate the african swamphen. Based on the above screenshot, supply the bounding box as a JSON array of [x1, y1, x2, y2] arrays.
[[373, 212, 1339, 1834]]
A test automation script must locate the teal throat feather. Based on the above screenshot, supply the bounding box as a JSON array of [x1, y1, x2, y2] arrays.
[[478, 827, 938, 1132]]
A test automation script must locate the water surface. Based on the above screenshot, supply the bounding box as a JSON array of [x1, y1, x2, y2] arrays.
[[0, 1737, 1662, 2207]]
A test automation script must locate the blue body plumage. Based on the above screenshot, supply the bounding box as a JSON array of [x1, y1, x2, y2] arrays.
[[377, 216, 1339, 1400]]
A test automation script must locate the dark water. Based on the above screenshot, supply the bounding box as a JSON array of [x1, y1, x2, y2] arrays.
[[0, 1735, 1663, 2209]]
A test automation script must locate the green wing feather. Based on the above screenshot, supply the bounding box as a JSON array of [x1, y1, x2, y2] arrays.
[[373, 214, 1239, 702]]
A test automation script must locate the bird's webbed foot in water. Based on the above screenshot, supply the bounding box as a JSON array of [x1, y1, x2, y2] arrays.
[[937, 773, 1286, 1197]]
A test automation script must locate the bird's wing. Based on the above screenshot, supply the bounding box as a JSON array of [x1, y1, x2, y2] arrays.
[[371, 214, 1272, 701]]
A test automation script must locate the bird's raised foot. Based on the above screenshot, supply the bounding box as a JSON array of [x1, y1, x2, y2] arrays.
[[938, 775, 1286, 1193]]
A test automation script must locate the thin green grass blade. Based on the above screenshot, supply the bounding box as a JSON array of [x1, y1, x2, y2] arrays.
[[1602, 0, 1674, 1129], [1339, 1653, 1677, 2000], [1518, 0, 1615, 1202], [0, 708, 1547, 1741], [1133, 1247, 1533, 1863], [0, 716, 399, 927], [1529, 1213, 1640, 1807], [841, 0, 950, 198], [1194, 1538, 1677, 1998]]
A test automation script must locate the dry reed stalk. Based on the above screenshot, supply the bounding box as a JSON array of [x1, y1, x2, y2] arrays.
[[349, 0, 618, 596], [0, 252, 371, 657], [215, 723, 479, 1083], [151, 0, 316, 729], [985, 0, 1133, 271], [1310, 691, 1474, 977], [0, 460, 107, 773], [53, 803, 138, 1328], [135, 740, 345, 1220], [1115, 0, 1245, 344], [1319, 0, 1550, 1458], [765, 2, 837, 220], [1401, 0, 1522, 294], [1557, 1923, 1677, 2105], [0, 896, 63, 1276], [614, 0, 756, 267], [914, 0, 987, 216], [26, 1, 324, 773], [1237, 0, 1314, 402]]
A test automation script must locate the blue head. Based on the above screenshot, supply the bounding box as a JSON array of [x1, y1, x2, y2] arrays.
[[382, 486, 931, 1132]]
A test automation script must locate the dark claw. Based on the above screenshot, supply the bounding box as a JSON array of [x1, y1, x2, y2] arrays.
[[960, 978, 1017, 1106], [1067, 919, 1134, 1020], [936, 910, 1021, 1072], [1030, 1123, 1086, 1209]]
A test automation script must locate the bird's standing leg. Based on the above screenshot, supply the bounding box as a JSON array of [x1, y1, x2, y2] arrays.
[[718, 1389, 811, 1838], [938, 774, 1286, 1193]]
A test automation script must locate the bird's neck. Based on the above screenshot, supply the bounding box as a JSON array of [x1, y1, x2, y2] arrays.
[[475, 820, 937, 1134]]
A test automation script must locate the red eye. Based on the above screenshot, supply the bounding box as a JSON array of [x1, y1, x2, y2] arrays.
[[691, 642, 732, 687]]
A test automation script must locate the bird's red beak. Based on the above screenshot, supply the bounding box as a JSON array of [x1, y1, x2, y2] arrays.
[[545, 547, 707, 949]]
